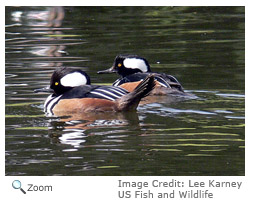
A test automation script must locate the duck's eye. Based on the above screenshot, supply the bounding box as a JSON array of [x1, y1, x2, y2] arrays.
[[117, 63, 122, 67], [55, 82, 59, 86]]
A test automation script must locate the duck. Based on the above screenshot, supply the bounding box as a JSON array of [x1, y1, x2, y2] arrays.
[[35, 67, 155, 116], [98, 54, 185, 95]]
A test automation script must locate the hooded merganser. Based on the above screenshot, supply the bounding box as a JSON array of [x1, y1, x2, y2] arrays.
[[35, 67, 155, 116], [97, 54, 185, 95]]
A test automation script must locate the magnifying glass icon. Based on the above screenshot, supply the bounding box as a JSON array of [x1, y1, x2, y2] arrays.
[[12, 180, 26, 194]]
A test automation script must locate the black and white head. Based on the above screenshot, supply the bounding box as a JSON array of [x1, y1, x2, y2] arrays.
[[98, 55, 151, 77], [50, 67, 91, 95]]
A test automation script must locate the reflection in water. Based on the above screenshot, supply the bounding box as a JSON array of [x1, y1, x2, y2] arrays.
[[5, 7, 244, 176], [47, 7, 65, 27], [47, 111, 140, 148], [6, 6, 86, 70], [27, 6, 66, 62]]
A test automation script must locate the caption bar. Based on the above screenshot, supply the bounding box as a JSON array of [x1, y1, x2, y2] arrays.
[[117, 179, 242, 199]]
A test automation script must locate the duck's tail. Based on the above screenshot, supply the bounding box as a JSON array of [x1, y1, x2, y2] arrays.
[[116, 74, 155, 111]]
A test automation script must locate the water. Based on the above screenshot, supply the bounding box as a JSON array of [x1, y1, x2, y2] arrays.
[[5, 6, 245, 176]]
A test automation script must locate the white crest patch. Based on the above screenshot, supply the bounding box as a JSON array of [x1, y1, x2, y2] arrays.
[[123, 58, 148, 72], [60, 72, 87, 87]]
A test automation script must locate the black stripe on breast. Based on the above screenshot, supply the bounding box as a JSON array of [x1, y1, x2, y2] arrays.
[[44, 94, 62, 115]]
